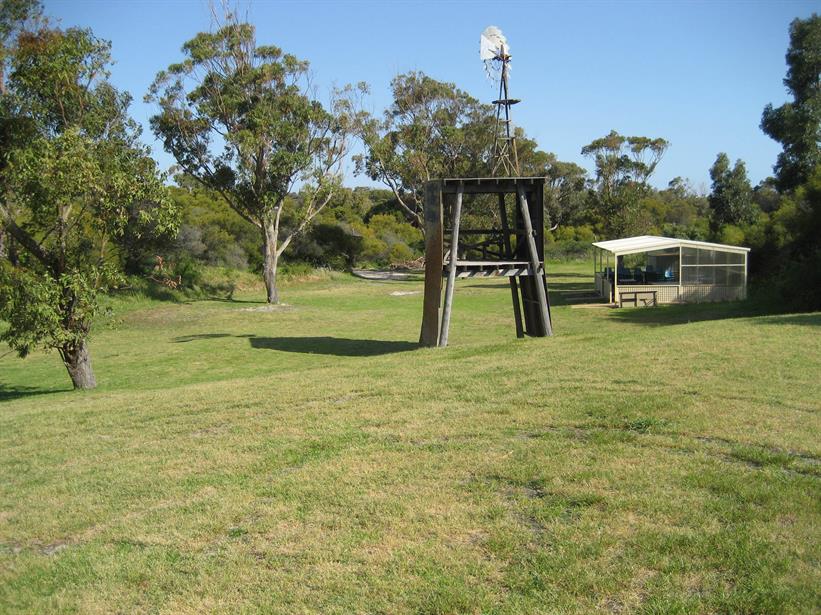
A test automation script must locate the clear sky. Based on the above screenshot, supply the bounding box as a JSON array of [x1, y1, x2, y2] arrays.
[[44, 0, 818, 191]]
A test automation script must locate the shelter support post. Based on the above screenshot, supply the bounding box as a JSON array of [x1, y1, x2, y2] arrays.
[[678, 245, 683, 301], [613, 252, 618, 305], [594, 248, 601, 296], [743, 251, 748, 299], [607, 251, 612, 302]]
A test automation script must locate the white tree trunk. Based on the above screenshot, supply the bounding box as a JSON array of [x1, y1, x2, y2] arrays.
[[262, 217, 280, 304]]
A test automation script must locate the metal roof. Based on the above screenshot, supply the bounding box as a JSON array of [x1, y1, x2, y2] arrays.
[[592, 235, 750, 256]]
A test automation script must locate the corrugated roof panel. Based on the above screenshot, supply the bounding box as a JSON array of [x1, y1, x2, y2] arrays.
[[592, 235, 750, 255]]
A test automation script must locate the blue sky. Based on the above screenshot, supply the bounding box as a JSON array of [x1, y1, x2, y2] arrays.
[[44, 0, 817, 191]]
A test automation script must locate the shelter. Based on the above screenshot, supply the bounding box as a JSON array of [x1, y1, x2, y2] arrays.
[[592, 235, 749, 306]]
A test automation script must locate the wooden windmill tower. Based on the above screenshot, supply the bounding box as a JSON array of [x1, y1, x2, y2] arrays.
[[419, 26, 553, 347], [482, 26, 520, 177]]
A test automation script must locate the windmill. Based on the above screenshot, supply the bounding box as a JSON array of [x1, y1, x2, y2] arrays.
[[418, 26, 553, 348], [480, 26, 520, 177]]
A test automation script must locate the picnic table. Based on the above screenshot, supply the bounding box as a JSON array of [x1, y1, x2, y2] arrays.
[[619, 289, 657, 307]]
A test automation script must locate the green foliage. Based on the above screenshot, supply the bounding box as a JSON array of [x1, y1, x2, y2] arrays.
[[756, 165, 821, 310], [0, 263, 120, 356], [353, 213, 423, 265], [551, 225, 596, 243], [717, 224, 746, 246], [545, 225, 596, 260], [0, 0, 41, 80], [303, 222, 364, 269], [708, 153, 756, 234], [760, 14, 821, 192], [148, 22, 320, 210], [284, 187, 422, 268], [0, 24, 175, 387], [169, 183, 259, 270], [750, 14, 821, 310], [147, 14, 358, 302], [357, 71, 586, 232], [581, 130, 669, 237], [355, 71, 493, 226], [543, 158, 589, 229]]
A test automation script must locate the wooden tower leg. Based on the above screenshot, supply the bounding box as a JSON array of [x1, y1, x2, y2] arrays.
[[517, 185, 552, 337], [419, 182, 443, 346], [498, 193, 523, 338], [438, 184, 464, 347]]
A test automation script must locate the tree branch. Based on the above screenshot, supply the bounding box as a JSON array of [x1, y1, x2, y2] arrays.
[[0, 205, 53, 269]]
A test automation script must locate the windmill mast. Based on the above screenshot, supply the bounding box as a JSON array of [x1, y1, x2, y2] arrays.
[[492, 43, 520, 177]]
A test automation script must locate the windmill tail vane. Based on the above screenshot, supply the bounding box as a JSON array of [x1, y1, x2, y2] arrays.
[[480, 26, 520, 177]]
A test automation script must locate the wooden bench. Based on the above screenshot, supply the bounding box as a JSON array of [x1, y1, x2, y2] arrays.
[[619, 290, 657, 307]]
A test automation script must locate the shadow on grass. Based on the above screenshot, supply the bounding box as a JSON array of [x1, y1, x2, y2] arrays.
[[248, 336, 418, 356], [0, 384, 69, 402], [173, 333, 235, 343], [171, 333, 418, 356], [751, 313, 821, 327], [461, 278, 599, 306], [608, 301, 821, 327], [609, 301, 758, 326], [552, 283, 596, 290]]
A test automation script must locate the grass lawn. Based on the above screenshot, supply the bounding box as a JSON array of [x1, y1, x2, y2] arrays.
[[1, 261, 819, 614]]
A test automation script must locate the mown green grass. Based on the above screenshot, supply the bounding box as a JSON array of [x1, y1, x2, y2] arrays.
[[1, 262, 819, 614]]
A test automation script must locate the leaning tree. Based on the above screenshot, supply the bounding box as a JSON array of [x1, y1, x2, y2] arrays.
[[147, 17, 359, 304], [0, 24, 176, 389]]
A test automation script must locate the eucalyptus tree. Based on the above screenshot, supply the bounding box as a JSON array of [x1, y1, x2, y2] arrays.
[[0, 25, 176, 389], [0, 0, 41, 91], [355, 71, 495, 228], [761, 14, 820, 192], [544, 159, 588, 230], [581, 130, 669, 236], [147, 18, 358, 303], [708, 153, 755, 233]]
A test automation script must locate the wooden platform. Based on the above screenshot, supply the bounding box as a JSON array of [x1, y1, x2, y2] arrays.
[[445, 261, 544, 278]]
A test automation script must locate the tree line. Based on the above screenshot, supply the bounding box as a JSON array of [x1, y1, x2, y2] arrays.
[[1, 1, 819, 389]]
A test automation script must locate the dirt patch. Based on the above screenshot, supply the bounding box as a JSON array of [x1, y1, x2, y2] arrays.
[[352, 269, 412, 281], [239, 304, 294, 313]]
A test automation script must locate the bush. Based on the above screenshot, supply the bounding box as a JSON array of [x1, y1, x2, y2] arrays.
[[302, 223, 363, 269], [351, 214, 422, 266], [545, 225, 595, 260], [718, 224, 746, 246]]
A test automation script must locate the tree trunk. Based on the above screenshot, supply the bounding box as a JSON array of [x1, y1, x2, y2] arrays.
[[60, 340, 97, 390], [262, 217, 280, 304]]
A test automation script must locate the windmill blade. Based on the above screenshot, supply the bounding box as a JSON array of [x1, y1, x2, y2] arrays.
[[480, 26, 508, 60]]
